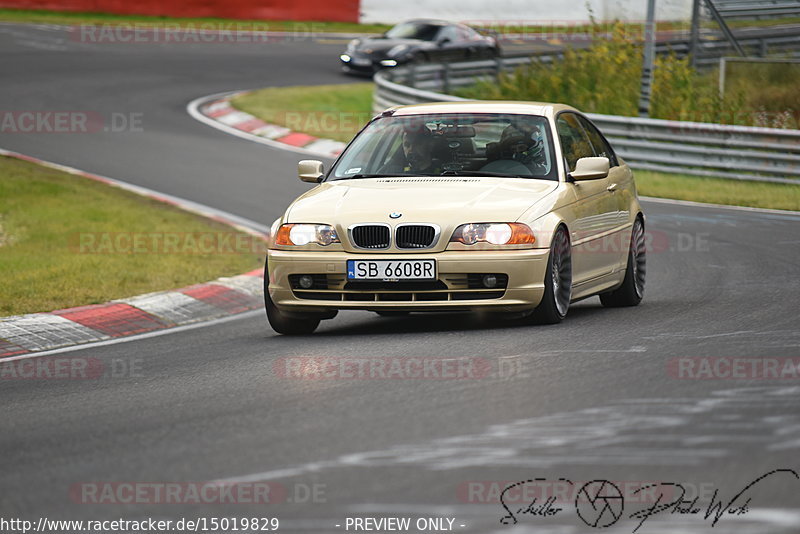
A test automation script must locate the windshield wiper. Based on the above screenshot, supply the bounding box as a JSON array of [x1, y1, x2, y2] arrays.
[[338, 173, 442, 180], [338, 173, 400, 180], [439, 170, 530, 178]]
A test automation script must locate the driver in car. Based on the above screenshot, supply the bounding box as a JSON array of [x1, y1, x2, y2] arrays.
[[380, 128, 442, 174]]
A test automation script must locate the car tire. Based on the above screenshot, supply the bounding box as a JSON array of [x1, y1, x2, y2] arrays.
[[530, 225, 572, 324], [264, 259, 321, 335], [600, 216, 646, 307]]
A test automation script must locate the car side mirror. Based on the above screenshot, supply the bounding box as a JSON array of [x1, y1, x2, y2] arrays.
[[298, 160, 324, 183], [569, 157, 609, 181], [437, 37, 451, 46]]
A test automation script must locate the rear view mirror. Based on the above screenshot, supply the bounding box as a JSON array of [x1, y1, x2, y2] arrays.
[[298, 160, 324, 183], [569, 157, 609, 181]]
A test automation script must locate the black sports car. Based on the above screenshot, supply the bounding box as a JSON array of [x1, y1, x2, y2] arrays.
[[340, 19, 500, 75]]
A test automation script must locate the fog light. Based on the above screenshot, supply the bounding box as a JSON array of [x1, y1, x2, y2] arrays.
[[482, 274, 498, 288], [299, 275, 314, 289]]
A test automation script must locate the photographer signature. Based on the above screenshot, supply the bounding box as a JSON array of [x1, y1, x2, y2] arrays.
[[499, 469, 798, 531]]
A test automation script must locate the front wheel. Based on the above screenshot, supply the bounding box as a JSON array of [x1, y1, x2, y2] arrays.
[[600, 217, 646, 307], [264, 259, 320, 335], [530, 226, 572, 324]]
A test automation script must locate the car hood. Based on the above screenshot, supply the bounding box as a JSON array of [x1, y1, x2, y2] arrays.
[[285, 177, 558, 251]]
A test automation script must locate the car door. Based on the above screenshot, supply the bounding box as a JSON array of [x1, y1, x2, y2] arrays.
[[556, 112, 619, 286], [433, 25, 462, 62], [577, 114, 632, 271]]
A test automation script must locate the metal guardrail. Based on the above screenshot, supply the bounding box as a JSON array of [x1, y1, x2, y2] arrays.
[[713, 0, 800, 20], [680, 29, 800, 63], [373, 66, 800, 183]]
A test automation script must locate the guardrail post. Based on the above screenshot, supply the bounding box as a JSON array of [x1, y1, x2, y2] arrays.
[[442, 63, 451, 94], [759, 39, 768, 57]]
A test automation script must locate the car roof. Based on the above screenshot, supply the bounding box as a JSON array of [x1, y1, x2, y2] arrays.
[[387, 100, 578, 119], [400, 19, 450, 27]]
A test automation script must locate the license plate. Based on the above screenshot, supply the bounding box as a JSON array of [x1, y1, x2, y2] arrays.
[[351, 57, 371, 66], [347, 259, 436, 281]]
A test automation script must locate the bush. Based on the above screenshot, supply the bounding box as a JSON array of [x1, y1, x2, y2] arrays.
[[457, 22, 796, 129]]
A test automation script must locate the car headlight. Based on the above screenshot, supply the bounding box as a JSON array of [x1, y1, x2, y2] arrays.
[[450, 223, 535, 246], [387, 44, 410, 57], [275, 224, 340, 246]]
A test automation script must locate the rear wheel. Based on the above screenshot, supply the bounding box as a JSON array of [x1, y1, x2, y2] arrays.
[[600, 216, 646, 307], [264, 259, 320, 335], [530, 226, 572, 324]]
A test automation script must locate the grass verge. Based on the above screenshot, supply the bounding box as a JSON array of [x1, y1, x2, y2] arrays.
[[231, 83, 374, 143], [0, 8, 390, 33], [635, 170, 800, 211], [0, 156, 263, 316], [230, 83, 800, 211]]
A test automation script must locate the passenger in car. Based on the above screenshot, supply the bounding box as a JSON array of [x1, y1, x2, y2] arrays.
[[486, 124, 547, 171]]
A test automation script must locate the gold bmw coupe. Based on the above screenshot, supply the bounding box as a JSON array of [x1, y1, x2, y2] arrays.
[[265, 101, 646, 334]]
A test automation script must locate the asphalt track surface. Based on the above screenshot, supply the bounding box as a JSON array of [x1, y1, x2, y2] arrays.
[[1, 23, 800, 533]]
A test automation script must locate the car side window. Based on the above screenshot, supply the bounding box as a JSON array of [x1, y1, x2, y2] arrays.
[[556, 113, 594, 172], [577, 115, 618, 167], [459, 26, 476, 41], [438, 26, 458, 43]]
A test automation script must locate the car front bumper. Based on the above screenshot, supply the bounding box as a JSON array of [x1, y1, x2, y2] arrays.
[[267, 248, 550, 313]]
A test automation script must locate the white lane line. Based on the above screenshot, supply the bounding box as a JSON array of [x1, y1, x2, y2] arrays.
[[641, 196, 800, 216], [187, 92, 338, 158], [0, 309, 264, 362]]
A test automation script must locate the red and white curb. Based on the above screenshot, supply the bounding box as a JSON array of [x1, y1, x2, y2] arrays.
[[0, 149, 270, 359], [0, 270, 264, 357], [188, 92, 348, 159]]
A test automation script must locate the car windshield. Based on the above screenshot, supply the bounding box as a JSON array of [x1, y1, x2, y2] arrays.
[[329, 113, 558, 181], [385, 22, 442, 41]]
